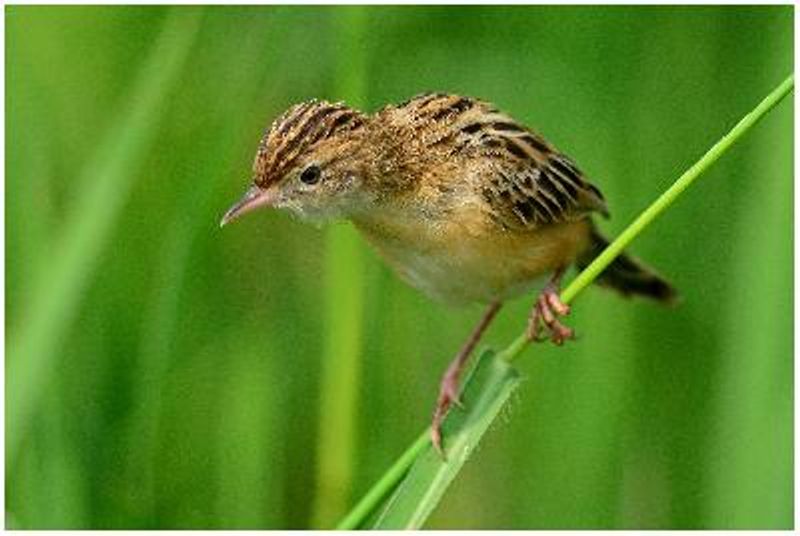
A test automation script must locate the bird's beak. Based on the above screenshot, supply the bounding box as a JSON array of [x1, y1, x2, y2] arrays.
[[220, 185, 276, 227]]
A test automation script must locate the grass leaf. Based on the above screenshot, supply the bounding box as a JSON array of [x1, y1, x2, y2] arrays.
[[371, 350, 521, 529]]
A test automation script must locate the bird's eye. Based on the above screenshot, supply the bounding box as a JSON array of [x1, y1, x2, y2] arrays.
[[300, 164, 321, 185]]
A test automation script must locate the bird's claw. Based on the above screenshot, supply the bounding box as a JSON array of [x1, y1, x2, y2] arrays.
[[441, 376, 464, 410], [527, 284, 575, 345], [431, 372, 464, 458]]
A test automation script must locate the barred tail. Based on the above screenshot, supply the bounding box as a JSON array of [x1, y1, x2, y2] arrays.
[[577, 228, 678, 304]]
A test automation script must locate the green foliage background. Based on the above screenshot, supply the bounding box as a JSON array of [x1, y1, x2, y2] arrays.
[[6, 5, 793, 529]]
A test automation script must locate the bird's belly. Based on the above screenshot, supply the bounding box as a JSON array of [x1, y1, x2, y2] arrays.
[[354, 215, 591, 306], [378, 246, 547, 305]]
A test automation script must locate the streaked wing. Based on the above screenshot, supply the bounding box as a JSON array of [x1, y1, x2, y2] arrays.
[[391, 93, 609, 229], [478, 141, 610, 230]]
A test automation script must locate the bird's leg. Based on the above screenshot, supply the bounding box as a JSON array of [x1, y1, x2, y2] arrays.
[[527, 267, 574, 345], [431, 301, 503, 456]]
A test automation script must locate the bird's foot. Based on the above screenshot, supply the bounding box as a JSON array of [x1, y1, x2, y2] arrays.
[[428, 301, 502, 459], [526, 282, 574, 345], [431, 369, 464, 458]]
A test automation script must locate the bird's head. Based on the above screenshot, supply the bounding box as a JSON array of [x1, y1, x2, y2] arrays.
[[221, 100, 373, 227]]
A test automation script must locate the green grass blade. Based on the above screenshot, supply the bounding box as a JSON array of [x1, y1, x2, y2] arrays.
[[5, 10, 201, 463], [335, 430, 430, 529], [371, 350, 521, 529]]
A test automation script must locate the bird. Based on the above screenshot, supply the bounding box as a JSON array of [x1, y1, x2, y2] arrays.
[[221, 93, 677, 455]]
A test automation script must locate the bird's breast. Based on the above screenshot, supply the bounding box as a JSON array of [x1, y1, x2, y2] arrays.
[[352, 203, 592, 305]]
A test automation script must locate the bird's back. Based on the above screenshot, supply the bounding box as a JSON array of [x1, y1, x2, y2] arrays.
[[374, 93, 609, 231]]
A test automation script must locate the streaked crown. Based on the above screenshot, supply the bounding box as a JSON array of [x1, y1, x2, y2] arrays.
[[253, 99, 368, 188]]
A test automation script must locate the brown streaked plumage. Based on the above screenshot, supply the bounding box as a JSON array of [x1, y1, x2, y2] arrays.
[[253, 100, 368, 189], [221, 93, 677, 455]]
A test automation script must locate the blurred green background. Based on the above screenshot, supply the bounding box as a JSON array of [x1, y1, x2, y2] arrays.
[[6, 5, 793, 529]]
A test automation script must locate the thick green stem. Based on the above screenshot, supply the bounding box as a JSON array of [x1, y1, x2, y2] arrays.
[[335, 73, 793, 529]]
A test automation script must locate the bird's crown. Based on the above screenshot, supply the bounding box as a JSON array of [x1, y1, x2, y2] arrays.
[[253, 99, 368, 188]]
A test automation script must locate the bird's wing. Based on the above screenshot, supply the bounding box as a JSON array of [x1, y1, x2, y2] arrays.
[[460, 109, 608, 230], [385, 93, 609, 229], [477, 141, 609, 230]]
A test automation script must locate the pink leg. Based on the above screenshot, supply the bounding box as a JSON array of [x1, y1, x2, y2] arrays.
[[527, 267, 575, 345], [431, 301, 502, 456]]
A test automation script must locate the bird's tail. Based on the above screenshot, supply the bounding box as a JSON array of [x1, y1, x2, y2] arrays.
[[577, 227, 678, 304]]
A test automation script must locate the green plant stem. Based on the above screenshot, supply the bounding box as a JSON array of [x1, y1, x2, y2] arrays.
[[497, 73, 794, 364], [335, 73, 793, 529], [336, 430, 431, 529], [372, 351, 521, 529]]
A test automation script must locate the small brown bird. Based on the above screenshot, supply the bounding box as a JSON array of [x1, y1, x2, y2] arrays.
[[221, 93, 676, 454]]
